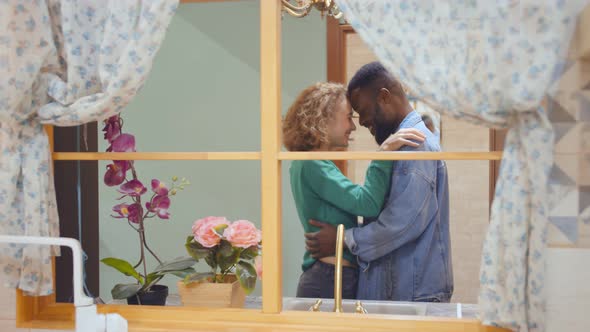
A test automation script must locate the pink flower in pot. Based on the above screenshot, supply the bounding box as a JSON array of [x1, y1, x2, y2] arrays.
[[223, 220, 261, 249], [192, 216, 230, 248]]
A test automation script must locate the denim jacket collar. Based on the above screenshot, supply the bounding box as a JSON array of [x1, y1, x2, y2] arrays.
[[397, 110, 422, 130]]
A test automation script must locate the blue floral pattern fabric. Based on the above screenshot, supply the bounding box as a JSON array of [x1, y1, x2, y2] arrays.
[[0, 0, 178, 296], [335, 1, 588, 331]]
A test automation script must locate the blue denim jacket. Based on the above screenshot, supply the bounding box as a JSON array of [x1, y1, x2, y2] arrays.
[[345, 111, 453, 302]]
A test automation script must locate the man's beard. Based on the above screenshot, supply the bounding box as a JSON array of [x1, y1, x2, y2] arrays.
[[373, 104, 396, 145], [374, 125, 393, 145]]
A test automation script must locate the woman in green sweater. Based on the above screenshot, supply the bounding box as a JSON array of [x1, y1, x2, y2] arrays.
[[282, 82, 425, 299]]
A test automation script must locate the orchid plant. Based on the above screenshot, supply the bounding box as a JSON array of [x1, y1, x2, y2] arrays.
[[184, 216, 263, 295], [100, 115, 195, 300]]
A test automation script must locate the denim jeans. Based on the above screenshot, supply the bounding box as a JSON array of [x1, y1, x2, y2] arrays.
[[296, 261, 358, 299]]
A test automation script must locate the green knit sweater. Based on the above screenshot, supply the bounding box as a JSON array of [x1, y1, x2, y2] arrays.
[[289, 159, 392, 271]]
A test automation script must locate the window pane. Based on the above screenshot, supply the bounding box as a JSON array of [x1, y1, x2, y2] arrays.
[[54, 160, 262, 307], [281, 159, 490, 315]]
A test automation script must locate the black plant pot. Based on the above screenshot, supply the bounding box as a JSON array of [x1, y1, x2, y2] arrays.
[[127, 285, 169, 306]]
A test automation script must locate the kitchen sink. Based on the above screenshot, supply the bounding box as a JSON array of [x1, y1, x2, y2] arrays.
[[282, 297, 427, 316]]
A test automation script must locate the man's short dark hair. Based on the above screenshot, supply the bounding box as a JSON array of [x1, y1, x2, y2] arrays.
[[347, 61, 401, 99]]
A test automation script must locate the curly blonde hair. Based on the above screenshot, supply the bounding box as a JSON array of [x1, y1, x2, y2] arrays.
[[282, 82, 347, 151]]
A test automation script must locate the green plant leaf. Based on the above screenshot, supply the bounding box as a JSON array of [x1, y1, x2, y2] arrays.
[[204, 251, 217, 271], [153, 257, 196, 273], [167, 267, 196, 279], [183, 272, 215, 285], [236, 261, 257, 295], [185, 240, 211, 261], [142, 272, 164, 291], [142, 266, 197, 291], [219, 240, 233, 257], [217, 248, 240, 274], [240, 246, 259, 260], [212, 224, 228, 237], [111, 283, 142, 299], [101, 257, 143, 284]]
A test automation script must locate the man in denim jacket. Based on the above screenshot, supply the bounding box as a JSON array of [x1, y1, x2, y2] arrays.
[[306, 62, 453, 302]]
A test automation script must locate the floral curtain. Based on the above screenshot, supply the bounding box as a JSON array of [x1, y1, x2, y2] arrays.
[[335, 0, 588, 331], [0, 0, 178, 296]]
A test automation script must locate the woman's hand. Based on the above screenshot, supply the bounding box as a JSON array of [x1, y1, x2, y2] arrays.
[[378, 128, 426, 151]]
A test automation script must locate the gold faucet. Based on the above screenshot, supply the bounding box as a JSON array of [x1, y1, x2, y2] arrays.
[[355, 301, 368, 314], [307, 224, 367, 314], [333, 224, 344, 313], [334, 225, 367, 314], [309, 299, 322, 312]]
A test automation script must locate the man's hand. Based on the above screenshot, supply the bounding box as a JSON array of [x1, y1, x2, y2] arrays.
[[304, 219, 337, 259]]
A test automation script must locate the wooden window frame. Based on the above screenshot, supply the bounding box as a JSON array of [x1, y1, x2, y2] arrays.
[[15, 2, 506, 331]]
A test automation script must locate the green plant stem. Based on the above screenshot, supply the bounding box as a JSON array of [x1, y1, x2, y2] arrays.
[[127, 219, 140, 232], [138, 228, 148, 283], [219, 263, 238, 282], [142, 233, 162, 265], [132, 231, 143, 269], [139, 194, 162, 264], [128, 162, 148, 285]]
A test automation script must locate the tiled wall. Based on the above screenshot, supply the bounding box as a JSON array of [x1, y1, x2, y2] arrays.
[[542, 12, 590, 330], [441, 118, 490, 304], [544, 6, 589, 250], [547, 57, 590, 247]]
